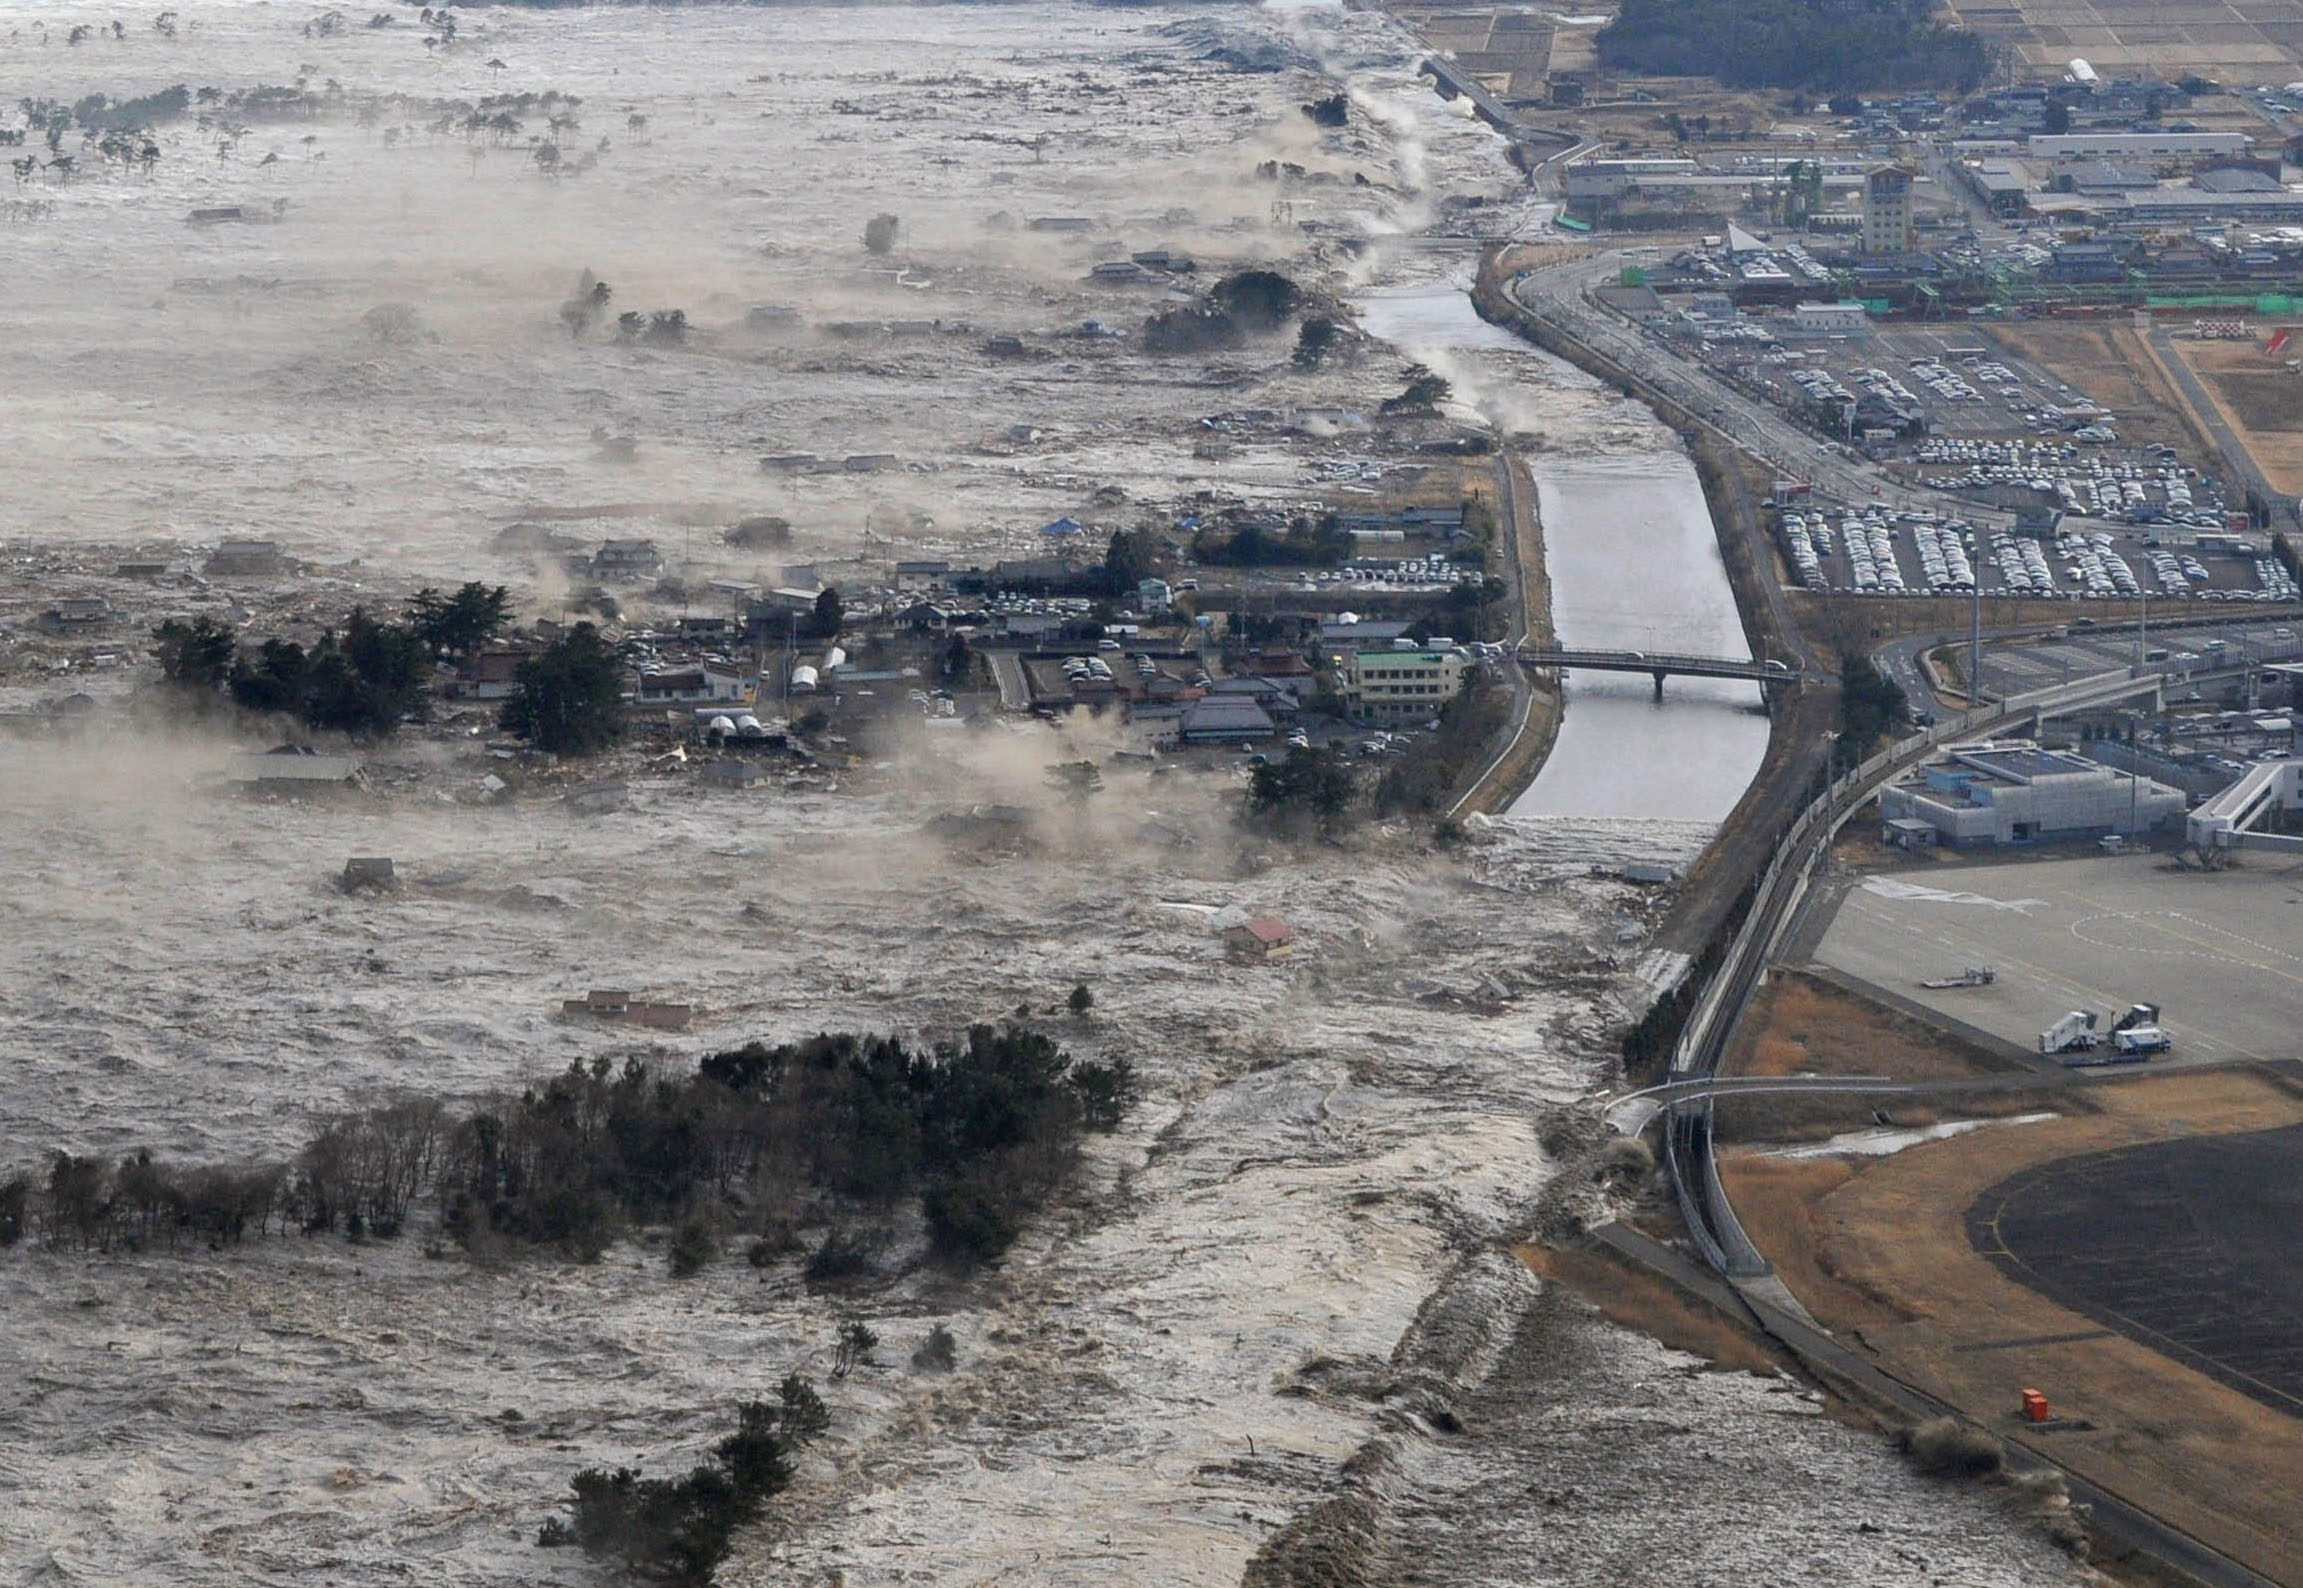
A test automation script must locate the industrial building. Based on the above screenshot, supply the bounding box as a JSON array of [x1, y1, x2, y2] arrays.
[[1878, 739, 2185, 846], [636, 663, 754, 704], [226, 747, 364, 792], [2027, 131, 2251, 162], [1337, 647, 1468, 723], [204, 539, 287, 579]]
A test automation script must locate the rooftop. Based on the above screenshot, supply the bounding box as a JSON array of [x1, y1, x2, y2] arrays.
[[1958, 745, 2098, 781]]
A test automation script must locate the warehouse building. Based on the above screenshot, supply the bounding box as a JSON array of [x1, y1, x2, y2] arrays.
[[1877, 739, 2185, 846], [2028, 131, 2250, 162]]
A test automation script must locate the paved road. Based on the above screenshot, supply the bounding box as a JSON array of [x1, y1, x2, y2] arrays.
[[1449, 452, 1544, 816], [1603, 1068, 2092, 1134]]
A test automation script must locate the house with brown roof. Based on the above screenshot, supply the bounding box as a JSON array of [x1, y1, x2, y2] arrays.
[[1224, 917, 1297, 963]]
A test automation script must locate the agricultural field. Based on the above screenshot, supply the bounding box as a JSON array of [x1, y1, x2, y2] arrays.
[[1939, 0, 2303, 85]]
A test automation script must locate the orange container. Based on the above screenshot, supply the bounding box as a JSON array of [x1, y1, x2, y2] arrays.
[[2020, 1388, 2051, 1423]]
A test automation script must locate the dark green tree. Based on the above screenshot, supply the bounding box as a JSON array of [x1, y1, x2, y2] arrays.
[[303, 610, 431, 736], [776, 1372, 830, 1439], [808, 587, 844, 640], [1247, 745, 1358, 835], [152, 616, 237, 692], [1070, 1056, 1135, 1130], [1380, 372, 1452, 416], [224, 611, 428, 737], [1099, 528, 1164, 599], [1211, 269, 1301, 332], [1835, 651, 1909, 771], [229, 637, 313, 716], [1293, 316, 1338, 370], [669, 1217, 716, 1277], [1597, 0, 1992, 94], [407, 582, 510, 660], [500, 623, 626, 754]]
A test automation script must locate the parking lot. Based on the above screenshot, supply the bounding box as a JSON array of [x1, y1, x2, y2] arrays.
[[1977, 614, 2303, 697], [1756, 324, 2112, 448], [1911, 439, 2233, 526], [1809, 852, 2303, 1068], [1775, 500, 2297, 602]]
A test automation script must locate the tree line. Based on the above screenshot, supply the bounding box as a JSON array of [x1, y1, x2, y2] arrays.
[[1835, 650, 1909, 771], [1, 1024, 1134, 1274], [1595, 0, 1994, 93], [154, 581, 510, 738], [154, 587, 637, 757]]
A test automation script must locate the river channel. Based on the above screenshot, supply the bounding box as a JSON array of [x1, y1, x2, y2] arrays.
[[1355, 278, 1771, 827]]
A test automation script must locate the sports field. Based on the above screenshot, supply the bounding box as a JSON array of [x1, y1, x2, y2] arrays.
[[1722, 1069, 2303, 1584], [1971, 1123, 2303, 1416]]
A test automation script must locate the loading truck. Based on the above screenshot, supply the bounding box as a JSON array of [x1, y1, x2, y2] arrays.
[[2110, 1002, 2171, 1055], [2039, 1010, 2100, 1056]]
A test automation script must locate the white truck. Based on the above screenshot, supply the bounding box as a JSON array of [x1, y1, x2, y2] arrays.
[[2039, 1010, 2100, 1056], [2110, 1003, 2170, 1056]]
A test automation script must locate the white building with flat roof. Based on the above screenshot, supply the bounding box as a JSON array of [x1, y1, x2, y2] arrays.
[[1862, 166, 1915, 255], [1791, 301, 1870, 334], [1879, 739, 2184, 846], [1338, 648, 1468, 723], [2028, 131, 2249, 162]]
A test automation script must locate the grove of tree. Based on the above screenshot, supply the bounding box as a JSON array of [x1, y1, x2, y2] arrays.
[[1594, 0, 1994, 93], [499, 622, 626, 755]]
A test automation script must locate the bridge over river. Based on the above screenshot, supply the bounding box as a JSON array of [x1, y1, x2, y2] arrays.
[[1514, 645, 1798, 700]]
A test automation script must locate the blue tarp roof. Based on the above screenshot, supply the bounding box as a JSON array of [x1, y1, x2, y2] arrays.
[[1039, 517, 1085, 537]]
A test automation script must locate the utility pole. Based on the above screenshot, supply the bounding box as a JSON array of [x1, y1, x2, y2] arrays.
[[2134, 587, 2147, 670], [1970, 579, 1983, 713]]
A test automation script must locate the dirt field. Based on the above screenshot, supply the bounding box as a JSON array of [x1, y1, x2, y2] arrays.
[[1727, 970, 2018, 1081], [1395, 2, 1556, 97], [1726, 1068, 2303, 1588], [1985, 323, 2220, 464], [1939, 0, 2303, 83], [2169, 335, 2303, 496], [1516, 1241, 1788, 1376]]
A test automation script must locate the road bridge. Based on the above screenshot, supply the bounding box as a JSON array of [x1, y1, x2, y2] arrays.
[[1515, 645, 1794, 699], [1416, 55, 1517, 137]]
